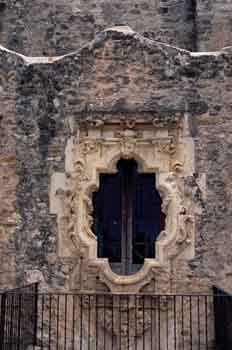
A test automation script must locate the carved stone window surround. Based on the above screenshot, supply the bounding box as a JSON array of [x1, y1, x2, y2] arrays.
[[50, 116, 196, 293]]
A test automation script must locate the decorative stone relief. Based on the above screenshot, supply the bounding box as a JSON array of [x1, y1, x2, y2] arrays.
[[50, 115, 197, 293]]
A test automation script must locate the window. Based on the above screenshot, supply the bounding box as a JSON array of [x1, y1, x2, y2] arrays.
[[92, 159, 165, 276]]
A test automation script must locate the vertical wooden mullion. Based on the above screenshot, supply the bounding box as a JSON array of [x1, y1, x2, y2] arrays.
[[120, 160, 137, 275], [121, 165, 127, 276], [127, 163, 134, 275], [125, 165, 129, 275]]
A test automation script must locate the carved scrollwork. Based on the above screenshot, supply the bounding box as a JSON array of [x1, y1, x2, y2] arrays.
[[125, 118, 136, 129], [118, 116, 137, 129], [83, 195, 93, 212], [78, 115, 182, 131], [79, 140, 98, 156], [120, 138, 137, 158], [172, 160, 184, 173], [83, 195, 94, 228], [152, 117, 180, 128], [70, 232, 79, 249], [114, 129, 142, 139], [50, 114, 197, 292], [161, 195, 172, 213], [79, 118, 105, 128], [156, 138, 177, 156], [74, 160, 89, 183], [94, 119, 105, 128], [156, 230, 168, 242]]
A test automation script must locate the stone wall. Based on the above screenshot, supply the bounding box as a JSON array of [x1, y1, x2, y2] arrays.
[[0, 49, 18, 289], [0, 27, 232, 293], [0, 0, 198, 55], [196, 0, 232, 51], [0, 0, 231, 56]]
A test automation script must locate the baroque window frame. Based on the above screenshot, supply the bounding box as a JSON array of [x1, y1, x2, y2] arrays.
[[50, 115, 196, 292]]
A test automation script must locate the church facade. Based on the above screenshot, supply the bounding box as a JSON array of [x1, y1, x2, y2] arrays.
[[0, 2, 232, 349], [0, 21, 231, 294]]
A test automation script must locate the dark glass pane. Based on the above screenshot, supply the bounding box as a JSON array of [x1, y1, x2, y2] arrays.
[[92, 173, 121, 263], [133, 174, 163, 263]]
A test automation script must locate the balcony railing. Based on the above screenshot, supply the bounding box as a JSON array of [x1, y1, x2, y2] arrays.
[[0, 285, 231, 350]]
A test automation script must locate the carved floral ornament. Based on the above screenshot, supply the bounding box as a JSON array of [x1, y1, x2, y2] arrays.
[[77, 114, 182, 129], [51, 116, 196, 292]]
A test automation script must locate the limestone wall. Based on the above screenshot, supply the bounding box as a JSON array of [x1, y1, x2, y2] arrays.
[[196, 0, 232, 51], [0, 0, 197, 55], [0, 49, 19, 289], [0, 28, 232, 293], [1, 1, 232, 55]]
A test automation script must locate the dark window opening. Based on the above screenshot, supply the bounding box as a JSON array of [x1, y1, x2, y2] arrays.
[[92, 159, 165, 276]]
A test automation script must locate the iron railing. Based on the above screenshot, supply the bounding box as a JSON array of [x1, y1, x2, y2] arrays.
[[0, 287, 232, 350], [0, 283, 38, 350]]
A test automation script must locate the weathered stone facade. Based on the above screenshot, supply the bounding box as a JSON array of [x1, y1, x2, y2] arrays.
[[0, 20, 232, 295], [2, 0, 232, 55]]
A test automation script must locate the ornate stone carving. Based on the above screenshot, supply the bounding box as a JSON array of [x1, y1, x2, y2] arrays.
[[74, 160, 90, 184], [114, 129, 143, 138], [176, 207, 194, 245], [124, 118, 136, 129], [172, 160, 184, 173], [157, 138, 177, 156], [120, 138, 137, 158], [152, 116, 180, 128], [50, 116, 197, 293], [79, 140, 98, 156], [77, 113, 182, 130]]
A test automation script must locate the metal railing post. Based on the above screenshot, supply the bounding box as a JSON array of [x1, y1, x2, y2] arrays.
[[0, 293, 7, 350]]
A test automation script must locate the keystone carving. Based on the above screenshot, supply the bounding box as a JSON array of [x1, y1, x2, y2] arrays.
[[120, 138, 137, 158]]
